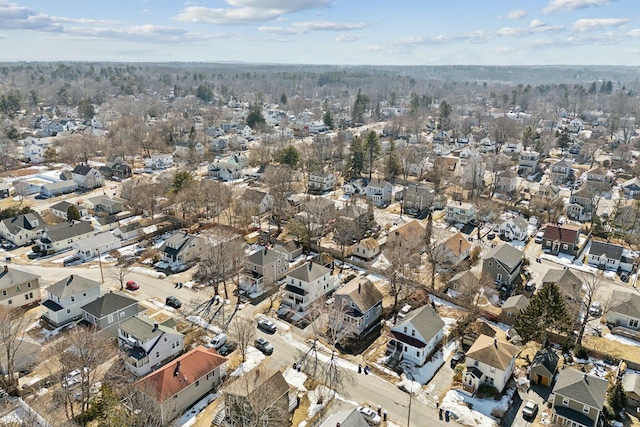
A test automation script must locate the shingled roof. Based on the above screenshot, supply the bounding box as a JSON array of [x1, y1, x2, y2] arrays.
[[553, 368, 608, 409], [287, 262, 330, 283], [466, 334, 519, 371], [46, 275, 100, 299], [335, 276, 383, 315]]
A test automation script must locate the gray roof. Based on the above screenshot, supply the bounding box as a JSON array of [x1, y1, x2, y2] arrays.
[[1, 212, 44, 235], [622, 373, 640, 397], [552, 368, 608, 409], [334, 277, 383, 314], [483, 243, 524, 271], [43, 221, 93, 242], [50, 201, 73, 212], [399, 304, 445, 344], [73, 232, 120, 252], [0, 267, 39, 290], [47, 275, 100, 298], [622, 177, 640, 191], [42, 180, 77, 191], [531, 347, 559, 376], [287, 262, 330, 283], [502, 294, 529, 311], [367, 178, 390, 189], [589, 240, 624, 261], [610, 291, 640, 319], [246, 247, 284, 267], [72, 164, 93, 176], [119, 315, 180, 342], [161, 232, 200, 257], [80, 293, 140, 319], [96, 215, 119, 226], [320, 408, 369, 427], [511, 216, 529, 230]]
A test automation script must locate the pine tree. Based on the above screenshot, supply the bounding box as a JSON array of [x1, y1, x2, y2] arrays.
[[365, 130, 381, 180], [385, 140, 401, 180], [608, 380, 627, 416], [66, 205, 81, 221], [278, 145, 300, 168], [348, 136, 366, 178], [323, 110, 333, 130], [514, 282, 571, 344]]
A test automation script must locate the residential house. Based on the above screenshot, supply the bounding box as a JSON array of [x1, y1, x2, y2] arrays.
[[72, 165, 104, 189], [542, 268, 583, 298], [502, 140, 523, 154], [585, 166, 614, 189], [550, 369, 608, 427], [118, 315, 185, 376], [567, 187, 594, 221], [308, 171, 336, 194], [208, 160, 242, 182], [332, 276, 383, 336], [479, 137, 496, 153], [0, 266, 40, 309], [518, 151, 540, 176], [73, 232, 122, 261], [387, 305, 445, 366], [386, 219, 423, 248], [403, 184, 438, 215], [40, 180, 78, 198], [622, 177, 640, 199], [13, 181, 41, 196], [364, 179, 393, 205], [498, 216, 530, 242], [86, 195, 124, 215], [242, 189, 274, 215], [41, 275, 101, 327], [37, 220, 95, 254], [587, 240, 626, 271], [271, 240, 303, 262], [541, 224, 581, 257], [481, 243, 525, 286], [494, 170, 518, 194], [550, 159, 575, 184], [0, 212, 45, 246], [144, 153, 174, 170], [342, 178, 368, 196], [607, 291, 640, 331], [445, 200, 477, 225], [81, 293, 145, 334], [160, 232, 205, 268], [92, 215, 119, 233], [534, 184, 561, 204], [622, 373, 640, 409], [436, 231, 471, 266], [463, 335, 519, 393], [99, 161, 132, 180], [50, 201, 88, 220], [319, 408, 370, 427], [223, 367, 295, 425], [529, 347, 559, 387], [23, 141, 45, 163], [114, 222, 143, 241], [351, 237, 380, 261], [446, 270, 479, 295], [240, 246, 289, 295], [499, 295, 529, 325], [281, 262, 336, 314], [174, 141, 205, 158], [235, 124, 253, 139], [433, 155, 459, 181], [134, 346, 227, 425]]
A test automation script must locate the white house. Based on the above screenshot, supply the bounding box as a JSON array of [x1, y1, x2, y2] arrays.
[[0, 212, 45, 246], [73, 232, 122, 261], [280, 262, 337, 315], [23, 142, 45, 163], [387, 305, 445, 366], [242, 189, 274, 215], [160, 232, 205, 268], [332, 276, 383, 336], [50, 201, 88, 220], [308, 171, 336, 193], [350, 237, 380, 260], [236, 124, 253, 139], [463, 335, 519, 393], [144, 154, 174, 170], [445, 200, 477, 224], [587, 240, 631, 272], [37, 220, 95, 254], [174, 141, 205, 158], [365, 179, 393, 205], [118, 315, 185, 376], [436, 231, 472, 266], [72, 165, 104, 189], [498, 216, 530, 241], [518, 151, 540, 176], [41, 275, 101, 327]]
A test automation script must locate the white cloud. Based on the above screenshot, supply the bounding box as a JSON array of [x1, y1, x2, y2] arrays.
[[259, 20, 367, 35], [334, 33, 362, 43], [530, 19, 546, 28], [0, 0, 61, 31], [572, 18, 628, 32], [505, 9, 527, 19], [543, 0, 612, 14], [628, 29, 640, 37], [173, 0, 331, 25]]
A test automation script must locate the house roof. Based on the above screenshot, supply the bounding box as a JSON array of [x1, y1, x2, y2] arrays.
[[609, 291, 640, 319], [224, 367, 289, 400], [622, 177, 640, 191], [335, 276, 383, 314], [552, 368, 608, 409], [119, 315, 180, 342], [135, 345, 227, 402], [502, 294, 529, 311], [394, 305, 445, 346], [542, 224, 580, 244], [587, 166, 607, 176], [43, 221, 94, 243], [95, 215, 119, 226], [447, 270, 478, 290], [504, 216, 529, 231], [389, 220, 424, 244], [622, 373, 640, 397], [42, 181, 77, 191], [553, 159, 572, 169], [367, 178, 391, 189], [1, 212, 44, 235], [50, 201, 74, 212], [286, 262, 330, 283], [161, 232, 200, 257], [465, 334, 519, 371], [80, 293, 140, 319], [0, 267, 39, 290], [358, 237, 379, 251], [531, 347, 559, 376], [47, 275, 100, 298], [246, 246, 284, 266], [482, 243, 524, 271], [441, 232, 471, 258], [243, 188, 268, 204], [72, 164, 93, 176], [320, 408, 370, 427], [541, 269, 582, 295], [589, 240, 624, 261], [73, 232, 120, 252]]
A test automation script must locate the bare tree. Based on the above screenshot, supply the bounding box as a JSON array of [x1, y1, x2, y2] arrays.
[[332, 216, 358, 273], [194, 231, 244, 299], [490, 116, 520, 153], [382, 239, 421, 322], [264, 165, 294, 235], [574, 272, 610, 346], [229, 316, 255, 363], [107, 258, 134, 291], [0, 306, 37, 394]]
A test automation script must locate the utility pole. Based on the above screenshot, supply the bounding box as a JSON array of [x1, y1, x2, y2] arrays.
[[97, 248, 104, 284], [406, 374, 414, 427]]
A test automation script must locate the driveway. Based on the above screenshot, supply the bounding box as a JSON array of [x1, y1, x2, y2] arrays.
[[503, 385, 551, 427]]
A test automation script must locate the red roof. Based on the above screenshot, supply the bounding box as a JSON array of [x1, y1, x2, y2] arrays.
[[134, 345, 227, 402], [542, 224, 580, 244]]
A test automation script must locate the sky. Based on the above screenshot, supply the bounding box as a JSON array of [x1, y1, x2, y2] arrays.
[[1, 0, 640, 65]]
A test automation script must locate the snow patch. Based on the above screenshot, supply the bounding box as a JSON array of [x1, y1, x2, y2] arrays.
[[604, 333, 640, 347], [231, 347, 266, 377], [283, 367, 308, 392], [172, 393, 219, 427], [186, 316, 223, 334]]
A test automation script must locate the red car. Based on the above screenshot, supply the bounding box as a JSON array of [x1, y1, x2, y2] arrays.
[[125, 280, 139, 291]]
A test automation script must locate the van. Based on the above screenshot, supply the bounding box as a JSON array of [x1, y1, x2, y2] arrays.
[[209, 333, 227, 349]]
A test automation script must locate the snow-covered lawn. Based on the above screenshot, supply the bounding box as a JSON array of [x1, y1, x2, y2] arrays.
[[186, 316, 222, 334], [230, 347, 266, 377], [131, 266, 166, 279], [172, 393, 219, 427], [152, 300, 176, 312], [440, 388, 514, 427], [400, 341, 458, 386], [307, 385, 334, 418], [282, 367, 308, 391], [430, 295, 464, 310], [604, 333, 640, 347], [283, 333, 360, 373]]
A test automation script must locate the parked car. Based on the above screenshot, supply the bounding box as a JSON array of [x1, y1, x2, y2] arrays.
[[620, 272, 629, 283], [522, 400, 538, 419], [254, 338, 273, 355], [165, 296, 182, 309], [125, 280, 139, 291], [534, 231, 544, 244], [208, 333, 227, 350], [450, 351, 466, 368], [257, 319, 277, 334], [218, 341, 238, 356], [486, 232, 496, 240], [356, 405, 381, 425]]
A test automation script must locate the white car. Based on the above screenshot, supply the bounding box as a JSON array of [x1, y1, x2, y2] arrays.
[[357, 405, 381, 425], [522, 400, 538, 419]]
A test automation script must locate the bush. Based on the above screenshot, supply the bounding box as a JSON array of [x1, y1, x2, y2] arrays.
[[469, 246, 482, 265], [31, 245, 41, 253], [574, 346, 588, 360], [477, 384, 500, 399], [453, 364, 465, 382]]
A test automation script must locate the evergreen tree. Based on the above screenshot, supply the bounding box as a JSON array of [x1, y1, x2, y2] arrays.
[[348, 136, 366, 178], [438, 100, 452, 129], [78, 98, 95, 120], [514, 282, 571, 343], [278, 145, 300, 168], [365, 130, 381, 180], [352, 89, 369, 124], [246, 103, 265, 129], [171, 170, 193, 193], [280, 93, 287, 105], [66, 205, 81, 221], [385, 140, 401, 180], [608, 380, 627, 416], [556, 129, 571, 151], [195, 84, 213, 103], [588, 81, 597, 95], [522, 125, 540, 149], [323, 110, 333, 130]]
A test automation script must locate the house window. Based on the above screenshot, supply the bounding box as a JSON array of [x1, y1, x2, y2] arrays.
[[7, 300, 11, 305], [404, 327, 407, 334], [507, 312, 512, 317], [71, 296, 75, 302], [15, 286, 19, 291], [173, 394, 178, 400], [416, 350, 420, 357], [108, 314, 114, 323], [411, 330, 415, 337], [164, 337, 168, 342], [27, 283, 31, 288], [67, 309, 71, 314], [474, 360, 479, 367], [562, 397, 569, 406], [2, 291, 6, 297], [25, 294, 29, 300], [582, 405, 589, 414], [195, 380, 200, 387], [156, 351, 159, 358], [629, 319, 639, 328], [176, 341, 180, 347], [562, 244, 568, 250], [489, 262, 492, 267], [83, 293, 86, 297]]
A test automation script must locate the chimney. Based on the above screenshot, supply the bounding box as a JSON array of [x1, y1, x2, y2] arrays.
[[494, 338, 498, 348], [174, 361, 181, 377], [459, 238, 462, 255], [70, 274, 74, 280], [308, 261, 313, 271], [358, 281, 361, 294], [2, 265, 6, 273], [583, 374, 589, 384], [264, 247, 268, 256], [152, 322, 158, 332]]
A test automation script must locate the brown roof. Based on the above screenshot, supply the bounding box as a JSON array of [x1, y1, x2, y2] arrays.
[[389, 220, 423, 245], [542, 224, 580, 244], [442, 231, 471, 257], [466, 334, 519, 370], [134, 346, 227, 402], [335, 276, 383, 313], [358, 237, 379, 251], [224, 367, 289, 399]]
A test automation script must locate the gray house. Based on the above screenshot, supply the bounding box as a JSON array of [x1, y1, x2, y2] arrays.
[[607, 291, 640, 331], [41, 275, 102, 327], [0, 212, 45, 246], [551, 369, 608, 427], [80, 293, 145, 334], [481, 243, 525, 287], [332, 276, 383, 336], [622, 373, 640, 409]]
